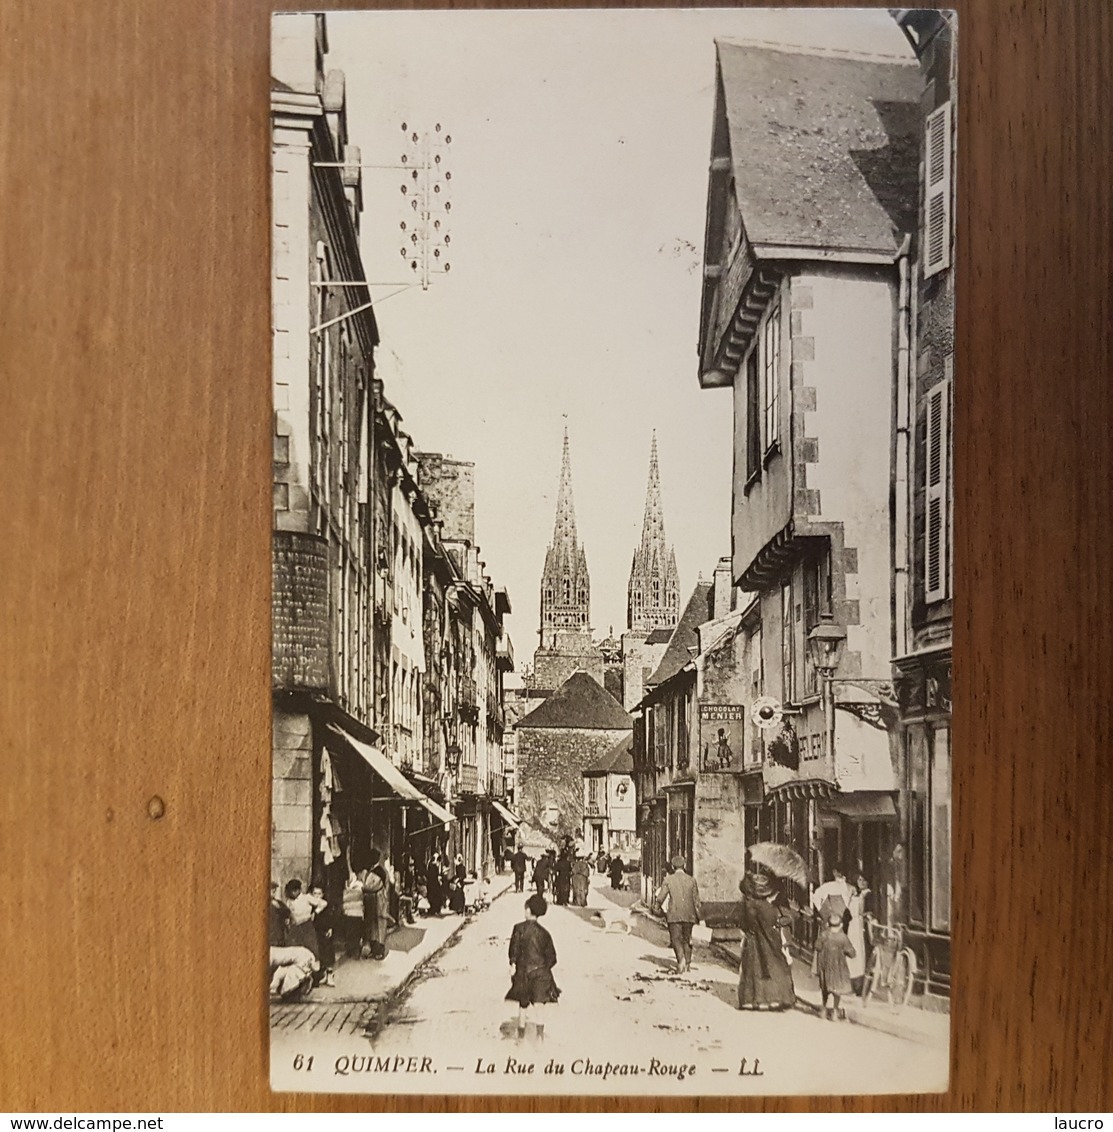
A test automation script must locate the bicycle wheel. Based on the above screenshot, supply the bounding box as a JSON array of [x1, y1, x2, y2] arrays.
[[861, 948, 884, 1006], [888, 948, 914, 1009]]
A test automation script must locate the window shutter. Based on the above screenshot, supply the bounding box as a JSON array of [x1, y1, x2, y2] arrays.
[[923, 102, 953, 278], [924, 376, 951, 602]]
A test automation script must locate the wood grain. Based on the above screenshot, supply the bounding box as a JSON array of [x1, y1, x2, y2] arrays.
[[1, 0, 1110, 1112]]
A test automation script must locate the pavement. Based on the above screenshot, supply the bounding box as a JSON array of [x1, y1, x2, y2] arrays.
[[270, 872, 516, 1038], [271, 869, 949, 1096], [632, 904, 950, 1050]]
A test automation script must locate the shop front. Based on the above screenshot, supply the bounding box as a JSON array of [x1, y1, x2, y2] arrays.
[[638, 795, 667, 905], [893, 648, 952, 1001], [490, 798, 522, 869], [323, 724, 455, 919]]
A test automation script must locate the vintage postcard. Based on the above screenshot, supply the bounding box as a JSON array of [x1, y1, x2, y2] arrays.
[[269, 8, 955, 1096]]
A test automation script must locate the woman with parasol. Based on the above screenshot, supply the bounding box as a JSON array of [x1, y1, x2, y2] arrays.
[[736, 842, 806, 1011], [737, 872, 796, 1010]]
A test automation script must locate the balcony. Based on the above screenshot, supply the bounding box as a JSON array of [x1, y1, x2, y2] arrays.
[[584, 799, 602, 818], [496, 632, 515, 672], [488, 771, 508, 799]]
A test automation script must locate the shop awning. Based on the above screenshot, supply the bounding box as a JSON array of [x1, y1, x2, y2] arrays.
[[824, 792, 897, 821], [326, 725, 455, 825], [490, 800, 521, 828]]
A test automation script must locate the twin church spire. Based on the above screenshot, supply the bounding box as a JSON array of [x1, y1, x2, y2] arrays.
[[539, 428, 678, 645]]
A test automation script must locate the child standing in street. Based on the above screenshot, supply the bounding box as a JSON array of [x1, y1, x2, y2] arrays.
[[309, 883, 336, 987], [505, 894, 560, 1039], [815, 911, 856, 1020]]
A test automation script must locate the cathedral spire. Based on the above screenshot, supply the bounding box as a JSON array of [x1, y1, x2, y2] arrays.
[[552, 427, 578, 552], [540, 427, 591, 641], [628, 431, 680, 633], [639, 431, 664, 560]]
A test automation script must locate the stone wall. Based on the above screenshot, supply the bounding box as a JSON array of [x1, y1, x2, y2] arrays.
[[693, 772, 748, 922], [516, 726, 627, 842], [273, 708, 314, 889], [621, 633, 668, 711], [415, 452, 475, 544], [272, 532, 330, 691], [531, 646, 603, 694]]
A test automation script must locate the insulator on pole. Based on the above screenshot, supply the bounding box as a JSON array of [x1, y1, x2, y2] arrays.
[[395, 123, 453, 291]]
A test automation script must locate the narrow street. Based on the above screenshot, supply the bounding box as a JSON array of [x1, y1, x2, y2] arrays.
[[272, 872, 947, 1096]]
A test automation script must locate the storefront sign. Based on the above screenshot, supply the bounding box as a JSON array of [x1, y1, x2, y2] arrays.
[[699, 704, 746, 772]]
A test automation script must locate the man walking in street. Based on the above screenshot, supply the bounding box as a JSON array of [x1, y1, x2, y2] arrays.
[[655, 855, 703, 974], [511, 845, 529, 894]]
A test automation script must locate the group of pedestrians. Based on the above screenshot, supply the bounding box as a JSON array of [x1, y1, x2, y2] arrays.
[[268, 877, 334, 1000], [649, 853, 873, 1021], [499, 849, 876, 1040], [509, 838, 596, 907], [416, 851, 469, 916], [736, 861, 872, 1020]]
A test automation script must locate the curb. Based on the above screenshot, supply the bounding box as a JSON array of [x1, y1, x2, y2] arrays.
[[379, 874, 517, 1013]]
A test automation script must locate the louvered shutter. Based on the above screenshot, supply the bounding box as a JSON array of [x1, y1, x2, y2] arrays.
[[924, 102, 953, 278], [924, 377, 950, 603]]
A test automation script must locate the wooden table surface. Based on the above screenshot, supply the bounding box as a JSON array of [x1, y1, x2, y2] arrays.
[[1, 0, 1110, 1113]]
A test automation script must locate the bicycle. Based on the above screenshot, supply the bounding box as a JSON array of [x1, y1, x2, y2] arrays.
[[860, 917, 917, 1011]]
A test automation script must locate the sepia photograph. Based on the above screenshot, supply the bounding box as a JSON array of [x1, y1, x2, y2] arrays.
[[269, 8, 955, 1096]]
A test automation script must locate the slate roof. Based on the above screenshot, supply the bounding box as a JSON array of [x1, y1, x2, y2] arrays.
[[515, 670, 633, 731], [646, 582, 715, 691], [584, 731, 634, 776], [646, 628, 674, 645], [716, 41, 921, 257]]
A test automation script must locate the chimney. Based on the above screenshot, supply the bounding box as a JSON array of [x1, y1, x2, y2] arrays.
[[713, 556, 734, 620]]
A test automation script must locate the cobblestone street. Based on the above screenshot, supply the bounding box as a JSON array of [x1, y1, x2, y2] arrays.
[[271, 873, 947, 1095]]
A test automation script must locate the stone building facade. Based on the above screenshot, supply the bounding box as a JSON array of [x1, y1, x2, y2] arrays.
[[582, 733, 638, 855], [270, 15, 515, 922], [417, 451, 515, 878], [696, 39, 920, 951], [514, 671, 632, 844], [271, 13, 380, 892], [889, 9, 957, 999]]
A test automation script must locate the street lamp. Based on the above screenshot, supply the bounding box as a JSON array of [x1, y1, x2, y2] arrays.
[[807, 613, 847, 767], [807, 612, 847, 679]]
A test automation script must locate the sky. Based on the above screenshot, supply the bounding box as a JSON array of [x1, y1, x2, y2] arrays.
[[323, 9, 911, 680]]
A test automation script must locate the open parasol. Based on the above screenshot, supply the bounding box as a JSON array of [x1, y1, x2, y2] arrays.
[[748, 841, 809, 888]]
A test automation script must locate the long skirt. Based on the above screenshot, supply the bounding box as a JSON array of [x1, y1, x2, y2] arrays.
[[571, 874, 590, 906], [737, 935, 795, 1010], [363, 894, 388, 959]]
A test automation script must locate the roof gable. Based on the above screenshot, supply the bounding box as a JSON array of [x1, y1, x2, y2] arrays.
[[584, 731, 634, 775], [715, 41, 920, 257], [647, 581, 715, 690], [516, 670, 633, 731]]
